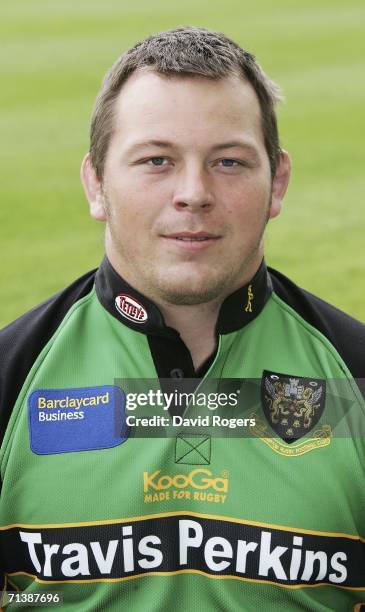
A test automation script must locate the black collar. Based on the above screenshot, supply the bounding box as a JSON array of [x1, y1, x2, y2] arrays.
[[95, 256, 272, 337]]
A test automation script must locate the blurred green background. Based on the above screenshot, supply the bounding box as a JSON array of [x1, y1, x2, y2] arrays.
[[1, 0, 364, 327]]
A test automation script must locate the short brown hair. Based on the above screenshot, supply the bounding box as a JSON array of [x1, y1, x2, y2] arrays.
[[90, 26, 283, 180]]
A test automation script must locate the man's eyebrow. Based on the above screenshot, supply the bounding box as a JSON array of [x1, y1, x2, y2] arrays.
[[210, 141, 260, 156], [124, 139, 260, 156], [125, 140, 174, 155]]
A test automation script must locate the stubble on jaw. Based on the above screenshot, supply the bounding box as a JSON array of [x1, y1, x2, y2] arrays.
[[101, 188, 272, 307]]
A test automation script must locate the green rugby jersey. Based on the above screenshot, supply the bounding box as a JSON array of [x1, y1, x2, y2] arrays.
[[0, 258, 364, 611]]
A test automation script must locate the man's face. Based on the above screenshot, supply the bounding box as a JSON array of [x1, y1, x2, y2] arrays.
[[83, 70, 290, 305]]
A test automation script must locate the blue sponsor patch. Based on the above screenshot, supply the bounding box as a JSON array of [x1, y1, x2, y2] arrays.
[[28, 386, 129, 454]]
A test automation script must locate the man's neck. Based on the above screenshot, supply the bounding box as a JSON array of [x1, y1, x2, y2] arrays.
[[106, 248, 262, 372]]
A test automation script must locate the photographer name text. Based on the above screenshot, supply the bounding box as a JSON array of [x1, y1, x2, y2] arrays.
[[126, 415, 256, 429]]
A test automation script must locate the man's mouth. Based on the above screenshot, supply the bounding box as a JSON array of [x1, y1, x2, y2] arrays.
[[175, 236, 212, 242], [160, 232, 221, 251], [163, 232, 220, 241]]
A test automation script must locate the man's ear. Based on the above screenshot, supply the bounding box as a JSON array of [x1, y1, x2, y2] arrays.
[[80, 153, 107, 221], [269, 150, 291, 219]]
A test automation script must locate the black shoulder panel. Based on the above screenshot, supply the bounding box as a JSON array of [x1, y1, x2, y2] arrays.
[[0, 270, 96, 445], [269, 267, 365, 381]]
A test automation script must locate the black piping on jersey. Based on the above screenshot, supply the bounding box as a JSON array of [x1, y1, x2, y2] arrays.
[[268, 267, 365, 383], [0, 271, 96, 446], [1, 259, 365, 465]]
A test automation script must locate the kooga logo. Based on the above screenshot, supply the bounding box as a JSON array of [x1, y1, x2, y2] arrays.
[[115, 294, 148, 323], [143, 469, 228, 493]]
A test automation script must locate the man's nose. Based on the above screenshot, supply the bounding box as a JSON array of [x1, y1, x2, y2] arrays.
[[172, 166, 214, 212]]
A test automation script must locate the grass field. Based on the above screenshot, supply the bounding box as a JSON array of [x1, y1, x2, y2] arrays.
[[1, 0, 364, 326]]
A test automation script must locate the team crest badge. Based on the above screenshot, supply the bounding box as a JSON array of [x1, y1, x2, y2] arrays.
[[261, 370, 326, 443]]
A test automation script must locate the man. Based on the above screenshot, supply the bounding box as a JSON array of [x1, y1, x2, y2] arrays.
[[0, 26, 364, 611]]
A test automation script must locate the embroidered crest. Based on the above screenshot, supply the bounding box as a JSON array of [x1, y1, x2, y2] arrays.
[[261, 371, 326, 443]]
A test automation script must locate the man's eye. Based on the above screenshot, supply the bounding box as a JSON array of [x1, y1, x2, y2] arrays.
[[147, 157, 167, 166], [219, 159, 240, 167]]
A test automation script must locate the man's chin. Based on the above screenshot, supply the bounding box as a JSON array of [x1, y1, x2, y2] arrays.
[[153, 279, 226, 306]]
